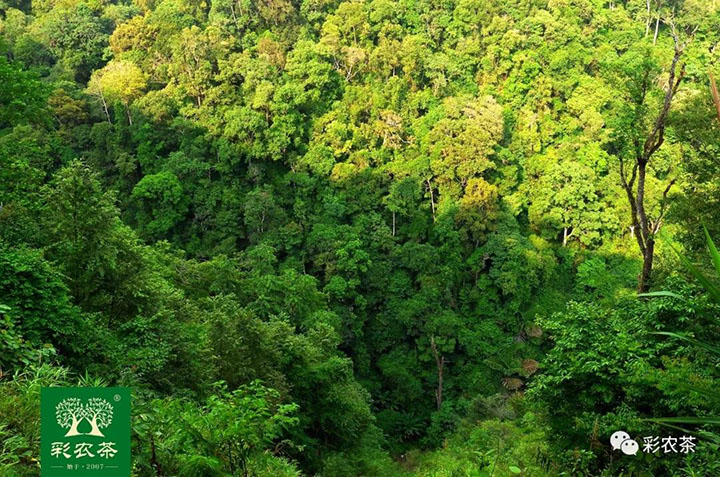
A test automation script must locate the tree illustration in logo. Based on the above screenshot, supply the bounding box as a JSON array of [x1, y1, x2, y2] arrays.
[[56, 398, 85, 437], [85, 398, 113, 437], [55, 397, 114, 437]]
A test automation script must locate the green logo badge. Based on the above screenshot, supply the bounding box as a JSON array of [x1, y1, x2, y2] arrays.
[[41, 387, 130, 476]]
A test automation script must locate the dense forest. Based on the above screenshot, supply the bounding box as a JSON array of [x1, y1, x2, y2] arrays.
[[2, 0, 720, 475]]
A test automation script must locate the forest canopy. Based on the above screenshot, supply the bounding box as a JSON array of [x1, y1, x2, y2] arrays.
[[2, 0, 720, 475]]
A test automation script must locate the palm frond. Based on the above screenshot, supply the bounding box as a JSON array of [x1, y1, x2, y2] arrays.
[[704, 225, 720, 279], [651, 332, 720, 357], [643, 420, 720, 444], [665, 238, 720, 302]]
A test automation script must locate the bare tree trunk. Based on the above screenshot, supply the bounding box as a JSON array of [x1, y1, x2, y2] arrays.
[[562, 227, 572, 246], [430, 336, 444, 410], [100, 93, 111, 124], [230, 3, 238, 26], [653, 15, 660, 45], [710, 73, 720, 125], [645, 0, 651, 36], [426, 179, 436, 221]]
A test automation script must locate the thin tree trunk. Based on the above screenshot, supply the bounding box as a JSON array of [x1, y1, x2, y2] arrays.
[[150, 435, 163, 476], [710, 73, 720, 125], [100, 93, 111, 124], [636, 162, 651, 292], [653, 15, 660, 45], [392, 211, 396, 236], [230, 3, 238, 26], [430, 336, 444, 410], [645, 0, 651, 36], [227, 444, 235, 475], [426, 179, 436, 221]]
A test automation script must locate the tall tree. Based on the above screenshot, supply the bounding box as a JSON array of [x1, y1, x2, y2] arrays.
[[618, 22, 690, 292]]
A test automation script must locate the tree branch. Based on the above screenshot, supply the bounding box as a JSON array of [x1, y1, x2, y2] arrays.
[[652, 177, 676, 234], [710, 72, 720, 125]]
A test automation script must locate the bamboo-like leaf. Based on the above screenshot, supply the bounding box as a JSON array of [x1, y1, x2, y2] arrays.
[[646, 417, 720, 425], [665, 240, 720, 302], [652, 331, 720, 356], [704, 225, 720, 279], [663, 380, 719, 401], [643, 420, 720, 444], [638, 291, 685, 300]]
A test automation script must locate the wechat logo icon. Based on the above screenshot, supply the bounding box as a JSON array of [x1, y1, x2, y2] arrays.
[[56, 397, 114, 437], [611, 430, 640, 456]]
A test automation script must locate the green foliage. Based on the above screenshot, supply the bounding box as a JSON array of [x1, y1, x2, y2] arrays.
[[134, 381, 300, 476], [131, 170, 189, 239], [0, 243, 83, 355], [0, 304, 57, 371], [530, 300, 656, 439], [527, 155, 618, 246], [0, 57, 49, 129], [2, 0, 720, 474], [408, 408, 551, 477], [0, 365, 69, 476], [43, 160, 125, 306], [43, 3, 110, 81], [642, 229, 720, 443], [0, 366, 302, 476]]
